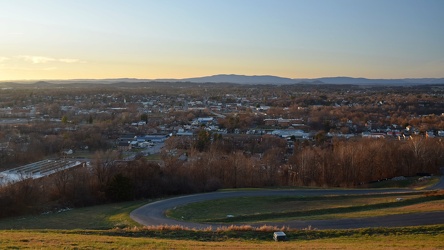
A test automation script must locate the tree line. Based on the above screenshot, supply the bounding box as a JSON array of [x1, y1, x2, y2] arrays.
[[1, 134, 443, 219]]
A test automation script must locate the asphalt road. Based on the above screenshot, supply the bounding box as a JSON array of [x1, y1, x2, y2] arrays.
[[430, 176, 444, 190], [131, 183, 444, 230]]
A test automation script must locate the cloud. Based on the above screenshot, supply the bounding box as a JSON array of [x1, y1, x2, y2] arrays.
[[0, 55, 84, 71], [0, 57, 10, 63], [17, 55, 85, 64], [18, 55, 55, 64]]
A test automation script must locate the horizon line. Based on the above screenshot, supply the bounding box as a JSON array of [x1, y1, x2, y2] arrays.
[[1, 74, 444, 82]]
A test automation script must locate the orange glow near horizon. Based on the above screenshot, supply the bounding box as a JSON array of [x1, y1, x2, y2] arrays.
[[1, 1, 443, 81]]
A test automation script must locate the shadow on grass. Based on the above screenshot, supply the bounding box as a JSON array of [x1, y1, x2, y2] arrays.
[[56, 224, 444, 241], [204, 194, 444, 223]]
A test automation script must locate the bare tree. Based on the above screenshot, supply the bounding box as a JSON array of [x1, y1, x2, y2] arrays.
[[91, 150, 120, 189]]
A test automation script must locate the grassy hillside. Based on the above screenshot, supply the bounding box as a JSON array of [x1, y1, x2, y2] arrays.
[[167, 191, 444, 223], [0, 226, 443, 249], [0, 200, 148, 230], [0, 187, 442, 249]]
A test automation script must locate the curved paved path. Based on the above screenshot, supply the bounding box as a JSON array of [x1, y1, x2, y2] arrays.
[[131, 185, 444, 230], [429, 176, 444, 190]]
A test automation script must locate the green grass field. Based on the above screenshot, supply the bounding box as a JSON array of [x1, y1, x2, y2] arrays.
[[167, 191, 444, 223], [0, 200, 148, 230]]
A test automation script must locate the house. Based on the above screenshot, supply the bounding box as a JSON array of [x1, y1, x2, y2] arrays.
[[130, 140, 139, 148], [118, 134, 136, 142], [362, 132, 385, 139], [256, 105, 270, 111], [271, 129, 310, 140], [426, 131, 435, 138], [117, 141, 132, 151], [176, 129, 194, 136], [197, 117, 215, 125], [264, 118, 304, 127], [143, 134, 169, 143]]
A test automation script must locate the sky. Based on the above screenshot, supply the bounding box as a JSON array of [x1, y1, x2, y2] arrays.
[[1, 0, 443, 80]]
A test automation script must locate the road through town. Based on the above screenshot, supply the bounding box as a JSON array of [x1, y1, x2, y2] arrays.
[[131, 183, 444, 230]]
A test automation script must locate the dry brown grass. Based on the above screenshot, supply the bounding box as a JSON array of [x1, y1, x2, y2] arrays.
[[425, 190, 444, 197], [125, 224, 291, 233], [301, 199, 444, 220], [0, 230, 443, 250], [215, 224, 290, 232], [400, 200, 444, 211]]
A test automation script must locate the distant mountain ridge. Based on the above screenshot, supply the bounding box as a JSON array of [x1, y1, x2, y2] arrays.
[[1, 74, 444, 86], [178, 74, 296, 84], [168, 75, 444, 85]]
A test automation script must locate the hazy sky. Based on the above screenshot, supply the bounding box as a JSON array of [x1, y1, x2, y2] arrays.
[[1, 0, 443, 80]]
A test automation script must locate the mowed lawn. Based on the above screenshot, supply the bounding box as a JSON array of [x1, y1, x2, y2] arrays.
[[166, 191, 444, 222], [0, 200, 148, 230], [0, 185, 443, 249]]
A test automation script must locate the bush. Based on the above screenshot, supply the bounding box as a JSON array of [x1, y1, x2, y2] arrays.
[[106, 174, 134, 202]]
